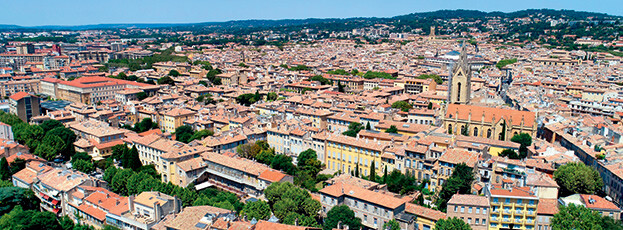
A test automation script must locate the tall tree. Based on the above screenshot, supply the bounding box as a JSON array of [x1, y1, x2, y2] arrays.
[[0, 158, 10, 181], [554, 162, 603, 196], [383, 219, 401, 230], [370, 160, 376, 181], [241, 200, 271, 221], [175, 125, 195, 143], [435, 163, 474, 212], [322, 205, 362, 230], [39, 119, 63, 134], [551, 204, 619, 230], [511, 133, 532, 158]]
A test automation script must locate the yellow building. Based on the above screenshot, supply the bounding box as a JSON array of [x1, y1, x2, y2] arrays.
[[443, 104, 537, 142], [159, 108, 196, 133], [405, 203, 447, 230], [487, 186, 538, 230], [582, 88, 605, 102], [325, 135, 388, 177]]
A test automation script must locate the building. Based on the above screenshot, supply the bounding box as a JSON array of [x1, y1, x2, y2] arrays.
[[325, 134, 388, 177], [448, 44, 471, 104], [159, 205, 234, 230], [0, 122, 13, 140], [404, 78, 437, 95], [106, 191, 182, 230], [42, 76, 152, 104], [0, 79, 40, 98], [69, 119, 128, 159], [9, 92, 41, 122], [559, 194, 621, 220], [159, 108, 196, 134], [443, 104, 537, 142], [319, 182, 409, 230], [31, 169, 103, 216], [536, 198, 558, 230], [404, 203, 447, 230], [486, 185, 539, 230], [447, 194, 490, 230]]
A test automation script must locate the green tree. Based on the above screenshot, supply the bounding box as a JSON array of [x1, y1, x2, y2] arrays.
[[428, 102, 433, 109], [168, 69, 180, 77], [337, 80, 345, 93], [267, 92, 278, 101], [264, 182, 320, 224], [385, 125, 398, 134], [384, 219, 401, 230], [122, 146, 142, 170], [271, 154, 297, 175], [496, 58, 518, 69], [0, 111, 23, 126], [111, 169, 134, 195], [417, 74, 443, 84], [46, 126, 77, 158], [72, 159, 95, 174], [136, 92, 148, 100], [190, 129, 214, 142], [370, 160, 376, 181], [511, 133, 532, 158], [366, 122, 371, 130], [175, 125, 195, 143], [554, 162, 603, 196], [551, 204, 605, 230], [35, 135, 65, 160], [40, 119, 63, 134], [0, 158, 10, 181], [157, 76, 175, 85], [499, 149, 520, 159], [342, 122, 363, 137], [322, 205, 363, 230], [0, 187, 40, 215], [391, 101, 412, 112], [0, 206, 62, 230], [460, 125, 469, 136], [241, 200, 271, 221], [435, 163, 474, 212], [435, 217, 472, 230]]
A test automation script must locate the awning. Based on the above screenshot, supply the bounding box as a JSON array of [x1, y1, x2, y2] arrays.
[[51, 199, 59, 205], [52, 208, 60, 214], [195, 181, 215, 190], [43, 195, 49, 200]]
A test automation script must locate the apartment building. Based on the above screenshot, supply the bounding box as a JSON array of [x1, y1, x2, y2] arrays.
[[131, 133, 184, 177], [31, 168, 103, 216], [447, 194, 490, 230], [160, 206, 234, 230], [42, 76, 152, 104], [69, 119, 127, 158], [319, 182, 409, 230], [0, 79, 40, 98], [9, 92, 41, 122], [404, 78, 437, 95], [105, 191, 182, 230], [325, 134, 388, 177], [159, 108, 195, 133], [404, 203, 447, 230], [486, 185, 539, 230], [536, 198, 558, 230]]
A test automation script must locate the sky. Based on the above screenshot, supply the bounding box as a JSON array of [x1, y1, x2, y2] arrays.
[[1, 0, 621, 27]]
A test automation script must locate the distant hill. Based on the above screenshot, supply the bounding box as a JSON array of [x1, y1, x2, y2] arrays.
[[0, 9, 619, 31]]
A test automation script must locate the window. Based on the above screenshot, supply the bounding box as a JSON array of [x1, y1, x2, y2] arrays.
[[468, 218, 472, 224], [505, 198, 510, 204], [476, 207, 480, 214], [454, 206, 458, 212], [475, 218, 479, 225], [461, 206, 464, 213], [468, 207, 472, 213], [483, 208, 487, 214]]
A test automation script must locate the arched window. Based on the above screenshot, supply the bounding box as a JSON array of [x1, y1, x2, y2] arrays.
[[448, 124, 453, 134], [473, 127, 479, 137], [513, 131, 518, 137], [487, 129, 492, 138], [457, 82, 462, 102]]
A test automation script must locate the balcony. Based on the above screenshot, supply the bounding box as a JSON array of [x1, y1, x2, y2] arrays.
[[514, 219, 523, 224], [502, 219, 512, 224], [525, 211, 536, 216], [525, 219, 535, 224], [491, 209, 500, 214], [515, 210, 523, 215]]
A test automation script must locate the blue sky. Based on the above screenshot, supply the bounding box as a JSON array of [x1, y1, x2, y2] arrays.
[[1, 0, 621, 27]]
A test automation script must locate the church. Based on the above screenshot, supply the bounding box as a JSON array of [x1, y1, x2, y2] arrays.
[[443, 43, 537, 141]]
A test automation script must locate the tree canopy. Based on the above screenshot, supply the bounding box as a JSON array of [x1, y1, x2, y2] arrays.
[[554, 162, 603, 196], [322, 205, 362, 230], [391, 101, 412, 112], [264, 182, 321, 227], [551, 204, 623, 230], [342, 122, 364, 137], [385, 125, 398, 133], [435, 163, 474, 212], [435, 217, 472, 230]]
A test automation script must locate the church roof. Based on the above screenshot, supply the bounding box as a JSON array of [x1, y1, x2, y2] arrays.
[[445, 104, 536, 128]]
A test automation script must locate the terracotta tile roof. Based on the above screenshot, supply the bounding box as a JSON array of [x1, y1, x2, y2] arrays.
[[258, 169, 287, 182], [9, 92, 31, 101], [405, 203, 447, 221], [537, 198, 559, 215], [489, 186, 537, 198], [319, 182, 405, 209], [438, 148, 479, 167], [447, 194, 490, 207], [163, 205, 233, 230], [580, 194, 621, 211], [445, 104, 536, 127]]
